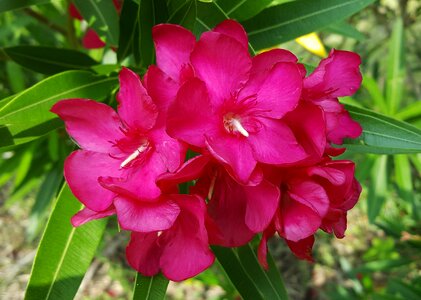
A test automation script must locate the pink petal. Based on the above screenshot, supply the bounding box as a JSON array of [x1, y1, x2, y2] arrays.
[[244, 179, 280, 232], [205, 134, 257, 184], [117, 67, 158, 131], [160, 195, 214, 281], [51, 99, 124, 153], [167, 78, 218, 147], [213, 19, 248, 50], [152, 24, 196, 81], [251, 49, 298, 74], [143, 66, 178, 114], [257, 227, 276, 269], [283, 102, 326, 164], [285, 236, 315, 261], [288, 180, 329, 218], [191, 31, 251, 103], [126, 232, 162, 276], [114, 196, 180, 232], [242, 62, 302, 119], [307, 165, 346, 186], [64, 150, 121, 211], [82, 29, 106, 49], [99, 152, 165, 200], [157, 155, 211, 188], [304, 49, 362, 99], [71, 206, 115, 227], [248, 118, 307, 165], [207, 171, 255, 247]]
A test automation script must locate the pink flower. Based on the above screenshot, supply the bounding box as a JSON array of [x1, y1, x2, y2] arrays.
[[158, 154, 280, 247], [51, 67, 185, 232], [258, 158, 361, 266], [126, 194, 214, 281], [303, 49, 363, 146], [165, 20, 311, 183]]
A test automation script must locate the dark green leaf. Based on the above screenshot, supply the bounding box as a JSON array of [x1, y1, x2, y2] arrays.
[[214, 0, 272, 21], [348, 258, 411, 276], [242, 0, 374, 51], [167, 0, 197, 30], [74, 0, 120, 46], [132, 273, 169, 300], [2, 46, 98, 74], [25, 184, 107, 300], [211, 245, 264, 300], [343, 105, 421, 154], [6, 61, 26, 92], [117, 0, 139, 62], [0, 71, 118, 148], [0, 0, 50, 13]]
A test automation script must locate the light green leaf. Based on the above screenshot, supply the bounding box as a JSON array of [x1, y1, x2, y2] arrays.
[[2, 46, 99, 75], [343, 105, 421, 154], [6, 61, 25, 93], [74, 0, 120, 46], [242, 0, 374, 51], [395, 101, 421, 122], [132, 273, 169, 300], [385, 18, 405, 115], [25, 184, 107, 300], [0, 0, 50, 13], [367, 155, 388, 223], [0, 71, 118, 148], [362, 75, 388, 113], [325, 21, 365, 41]]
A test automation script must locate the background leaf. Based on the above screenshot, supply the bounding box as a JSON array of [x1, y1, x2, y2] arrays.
[[2, 46, 99, 74], [73, 0, 120, 46], [25, 184, 107, 300], [132, 273, 169, 300], [0, 71, 118, 148], [343, 105, 421, 154], [0, 0, 50, 13], [242, 0, 374, 50]]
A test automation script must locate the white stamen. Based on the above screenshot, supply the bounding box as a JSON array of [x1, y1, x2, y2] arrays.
[[157, 231, 163, 237], [231, 119, 249, 137], [120, 144, 148, 168]]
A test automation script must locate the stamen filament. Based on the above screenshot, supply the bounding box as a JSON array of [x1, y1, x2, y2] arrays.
[[232, 119, 249, 137], [120, 144, 148, 168]]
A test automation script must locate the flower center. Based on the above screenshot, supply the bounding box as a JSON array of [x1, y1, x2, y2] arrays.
[[223, 113, 249, 137], [120, 142, 149, 168]]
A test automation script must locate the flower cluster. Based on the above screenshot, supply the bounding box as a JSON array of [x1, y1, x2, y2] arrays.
[[52, 20, 362, 281]]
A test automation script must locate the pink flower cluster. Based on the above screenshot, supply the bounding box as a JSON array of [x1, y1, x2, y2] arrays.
[[51, 20, 362, 281]]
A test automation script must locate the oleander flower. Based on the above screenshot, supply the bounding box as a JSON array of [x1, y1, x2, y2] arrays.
[[258, 158, 361, 266], [165, 20, 311, 184], [302, 49, 363, 148], [126, 194, 214, 281], [51, 67, 185, 232]]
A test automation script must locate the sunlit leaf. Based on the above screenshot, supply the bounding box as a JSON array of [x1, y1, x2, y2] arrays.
[[132, 273, 169, 300]]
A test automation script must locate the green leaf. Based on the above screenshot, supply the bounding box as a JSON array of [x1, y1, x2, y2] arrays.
[[133, 0, 168, 67], [343, 105, 421, 154], [385, 18, 405, 115], [237, 244, 288, 299], [215, 0, 272, 21], [2, 46, 98, 75], [73, 0, 120, 46], [367, 155, 388, 223], [362, 75, 387, 113], [212, 246, 265, 300], [27, 166, 63, 240], [0, 0, 50, 13], [132, 273, 169, 300], [394, 155, 418, 220], [25, 184, 107, 300], [395, 101, 421, 122], [242, 0, 374, 51], [0, 71, 118, 148], [6, 61, 26, 93], [348, 258, 412, 276], [325, 21, 365, 41], [167, 0, 197, 30], [117, 0, 139, 62]]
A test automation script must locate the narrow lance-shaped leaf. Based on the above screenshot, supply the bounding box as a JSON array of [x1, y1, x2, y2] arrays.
[[0, 0, 50, 13], [385, 18, 405, 115], [242, 0, 375, 51], [367, 155, 388, 223], [73, 0, 120, 46], [1, 46, 99, 75], [132, 273, 169, 300], [0, 71, 118, 149], [342, 105, 421, 154], [25, 184, 107, 300]]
